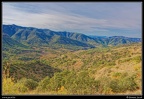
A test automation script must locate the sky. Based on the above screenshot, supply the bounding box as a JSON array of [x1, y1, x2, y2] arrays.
[[2, 2, 142, 38]]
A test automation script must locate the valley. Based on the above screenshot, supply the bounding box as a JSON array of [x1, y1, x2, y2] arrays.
[[2, 25, 142, 95]]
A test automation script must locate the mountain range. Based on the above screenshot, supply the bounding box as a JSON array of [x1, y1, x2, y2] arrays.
[[2, 24, 142, 50]]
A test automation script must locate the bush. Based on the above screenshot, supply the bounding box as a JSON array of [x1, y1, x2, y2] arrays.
[[97, 77, 112, 94], [24, 78, 38, 90], [121, 76, 138, 91], [110, 76, 138, 93], [36, 76, 50, 92], [14, 78, 38, 92], [14, 82, 28, 92], [110, 79, 120, 93], [2, 63, 17, 95], [133, 56, 142, 63], [2, 77, 16, 94]]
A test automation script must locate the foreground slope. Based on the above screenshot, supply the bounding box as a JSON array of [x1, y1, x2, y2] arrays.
[[2, 43, 142, 95]]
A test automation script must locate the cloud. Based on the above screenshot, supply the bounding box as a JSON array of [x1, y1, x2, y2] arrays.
[[2, 2, 142, 37]]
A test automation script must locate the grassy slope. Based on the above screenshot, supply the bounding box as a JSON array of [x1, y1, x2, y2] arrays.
[[2, 43, 142, 95], [39, 43, 142, 95]]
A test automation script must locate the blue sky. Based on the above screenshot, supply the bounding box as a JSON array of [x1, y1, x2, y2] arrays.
[[2, 2, 142, 38]]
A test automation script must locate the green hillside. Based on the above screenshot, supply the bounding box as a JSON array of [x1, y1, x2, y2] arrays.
[[3, 24, 95, 49], [3, 24, 141, 50], [2, 33, 28, 49], [2, 24, 142, 95], [2, 43, 142, 95]]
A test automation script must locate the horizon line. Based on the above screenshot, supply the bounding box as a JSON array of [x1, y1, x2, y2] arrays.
[[2, 24, 142, 38]]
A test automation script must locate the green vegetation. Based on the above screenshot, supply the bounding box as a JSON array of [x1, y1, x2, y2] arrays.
[[2, 24, 142, 95], [1, 24, 142, 95], [2, 42, 142, 95], [3, 24, 141, 51]]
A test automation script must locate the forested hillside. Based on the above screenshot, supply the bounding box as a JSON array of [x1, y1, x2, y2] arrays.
[[3, 24, 141, 50], [2, 2, 142, 96], [2, 42, 142, 95]]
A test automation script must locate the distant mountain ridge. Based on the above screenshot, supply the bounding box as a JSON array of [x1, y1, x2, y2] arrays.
[[2, 24, 142, 50]]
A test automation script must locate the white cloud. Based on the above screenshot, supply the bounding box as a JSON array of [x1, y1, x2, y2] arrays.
[[2, 2, 142, 37]]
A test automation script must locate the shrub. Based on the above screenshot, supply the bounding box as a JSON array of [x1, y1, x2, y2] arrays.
[[23, 79, 38, 90], [2, 77, 16, 94], [121, 76, 138, 91], [98, 77, 112, 94], [14, 78, 38, 92], [2, 62, 17, 95], [110, 79, 120, 93], [133, 56, 142, 63], [57, 86, 67, 94], [36, 76, 50, 92], [110, 76, 138, 93], [14, 82, 28, 92]]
